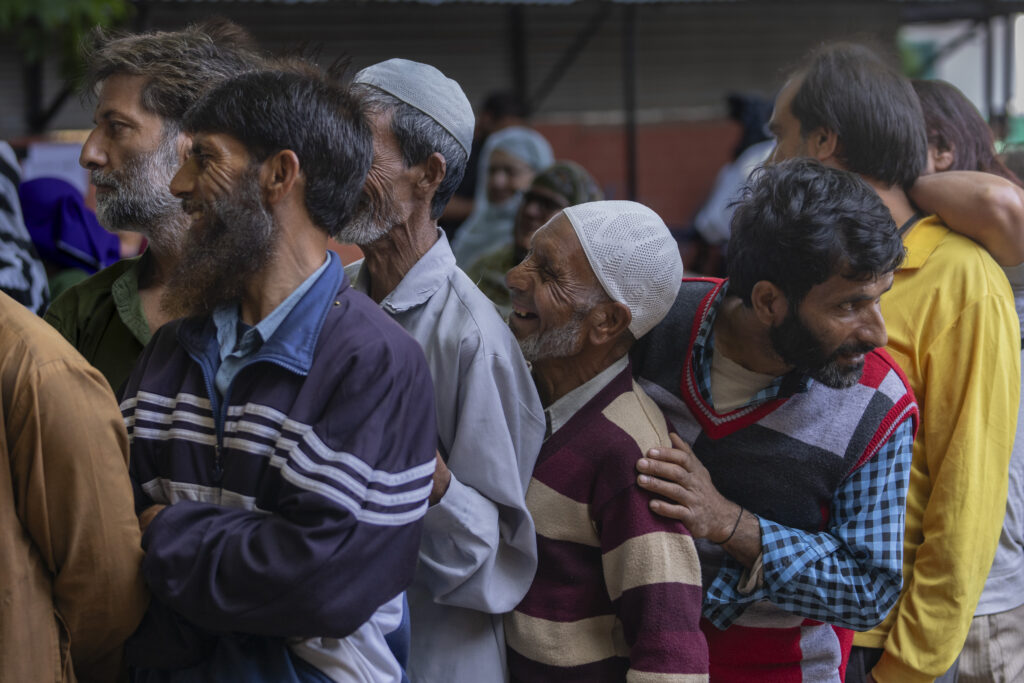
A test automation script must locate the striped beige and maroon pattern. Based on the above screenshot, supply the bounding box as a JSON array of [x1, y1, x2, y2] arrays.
[[506, 364, 708, 682]]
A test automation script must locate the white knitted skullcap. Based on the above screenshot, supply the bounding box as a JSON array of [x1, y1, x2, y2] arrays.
[[354, 58, 474, 157], [563, 200, 683, 339]]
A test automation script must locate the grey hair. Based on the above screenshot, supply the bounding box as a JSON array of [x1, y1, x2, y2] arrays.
[[354, 84, 468, 220], [81, 18, 263, 127]]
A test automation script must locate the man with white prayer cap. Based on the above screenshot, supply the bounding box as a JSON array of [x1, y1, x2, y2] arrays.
[[503, 200, 709, 681], [340, 59, 545, 682]]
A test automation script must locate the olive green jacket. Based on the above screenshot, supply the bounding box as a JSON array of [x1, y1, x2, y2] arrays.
[[44, 255, 150, 395]]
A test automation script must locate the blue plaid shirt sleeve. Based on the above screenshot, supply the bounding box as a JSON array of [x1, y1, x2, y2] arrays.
[[703, 418, 914, 631]]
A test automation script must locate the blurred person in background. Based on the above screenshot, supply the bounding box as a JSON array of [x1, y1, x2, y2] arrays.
[[687, 93, 775, 277], [451, 125, 553, 268], [0, 142, 50, 313], [465, 160, 603, 317], [19, 177, 121, 300], [441, 90, 528, 235], [44, 20, 262, 393], [906, 78, 1024, 683]]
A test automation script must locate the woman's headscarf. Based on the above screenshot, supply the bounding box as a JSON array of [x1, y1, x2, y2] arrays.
[[19, 177, 121, 275], [530, 161, 604, 208], [450, 126, 553, 267]]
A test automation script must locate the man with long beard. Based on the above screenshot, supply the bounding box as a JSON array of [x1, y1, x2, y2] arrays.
[[341, 59, 544, 682], [44, 20, 261, 393], [629, 159, 919, 682], [120, 68, 438, 682]]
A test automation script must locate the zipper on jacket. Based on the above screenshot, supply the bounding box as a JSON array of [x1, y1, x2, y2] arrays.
[[193, 354, 226, 486]]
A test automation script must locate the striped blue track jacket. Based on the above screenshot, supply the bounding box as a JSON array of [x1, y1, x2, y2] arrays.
[[122, 255, 437, 679]]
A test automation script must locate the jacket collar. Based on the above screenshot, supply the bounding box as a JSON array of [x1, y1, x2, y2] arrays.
[[900, 214, 947, 272], [352, 229, 455, 314], [178, 250, 347, 376]]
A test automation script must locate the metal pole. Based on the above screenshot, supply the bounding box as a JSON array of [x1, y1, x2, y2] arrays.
[[509, 7, 529, 115], [985, 14, 995, 120], [1005, 13, 1015, 134], [622, 4, 637, 201]]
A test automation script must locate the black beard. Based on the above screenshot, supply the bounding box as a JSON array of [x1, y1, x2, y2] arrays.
[[769, 308, 873, 389], [161, 166, 276, 319]]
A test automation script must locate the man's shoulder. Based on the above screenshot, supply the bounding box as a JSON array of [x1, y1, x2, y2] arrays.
[[599, 378, 672, 459], [321, 283, 431, 374], [0, 292, 99, 382], [45, 257, 138, 322], [424, 266, 527, 361], [909, 219, 1013, 301], [561, 367, 667, 457]]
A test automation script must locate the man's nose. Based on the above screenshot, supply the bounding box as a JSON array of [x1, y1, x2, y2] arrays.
[[79, 128, 107, 171]]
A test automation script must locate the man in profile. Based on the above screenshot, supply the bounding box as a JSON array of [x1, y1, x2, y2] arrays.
[[504, 200, 708, 681], [123, 66, 437, 681], [632, 159, 918, 681], [764, 45, 1018, 683], [342, 59, 545, 682], [46, 20, 261, 392]]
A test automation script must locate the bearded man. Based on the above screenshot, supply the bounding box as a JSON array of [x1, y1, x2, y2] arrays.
[[120, 68, 438, 683], [341, 59, 545, 682], [630, 159, 918, 682], [503, 200, 708, 681], [44, 20, 261, 393]]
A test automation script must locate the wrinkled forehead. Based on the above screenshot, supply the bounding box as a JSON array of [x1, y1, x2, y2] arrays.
[[533, 213, 598, 278]]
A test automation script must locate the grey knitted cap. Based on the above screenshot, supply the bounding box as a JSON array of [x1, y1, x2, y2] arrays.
[[354, 58, 474, 157], [563, 200, 683, 339]]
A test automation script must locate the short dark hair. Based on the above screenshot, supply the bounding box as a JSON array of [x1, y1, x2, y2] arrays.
[[182, 69, 373, 239], [82, 19, 262, 130], [913, 79, 1023, 185], [727, 158, 905, 307], [790, 43, 927, 188], [481, 90, 529, 120], [353, 86, 468, 220]]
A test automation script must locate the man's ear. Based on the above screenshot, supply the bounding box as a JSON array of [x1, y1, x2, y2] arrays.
[[807, 126, 839, 163], [416, 152, 447, 198], [175, 133, 192, 167], [261, 149, 301, 205], [587, 300, 632, 346], [750, 280, 789, 327]]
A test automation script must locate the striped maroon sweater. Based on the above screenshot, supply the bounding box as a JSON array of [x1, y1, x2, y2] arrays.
[[506, 364, 708, 682]]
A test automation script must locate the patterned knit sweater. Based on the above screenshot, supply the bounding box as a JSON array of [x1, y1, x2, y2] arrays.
[[505, 363, 708, 682], [632, 279, 918, 683]]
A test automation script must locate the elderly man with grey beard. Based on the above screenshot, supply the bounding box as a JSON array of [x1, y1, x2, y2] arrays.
[[502, 200, 707, 681], [340, 59, 544, 683], [44, 20, 261, 393]]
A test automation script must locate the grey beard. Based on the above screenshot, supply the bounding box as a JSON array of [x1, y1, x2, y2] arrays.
[[92, 131, 181, 240], [335, 184, 402, 246], [516, 308, 588, 363]]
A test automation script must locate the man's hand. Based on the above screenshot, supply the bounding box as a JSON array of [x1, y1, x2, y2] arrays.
[[428, 451, 451, 506], [636, 433, 737, 541], [138, 504, 166, 533]]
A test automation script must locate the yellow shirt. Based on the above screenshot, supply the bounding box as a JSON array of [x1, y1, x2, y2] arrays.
[[853, 215, 1020, 683]]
